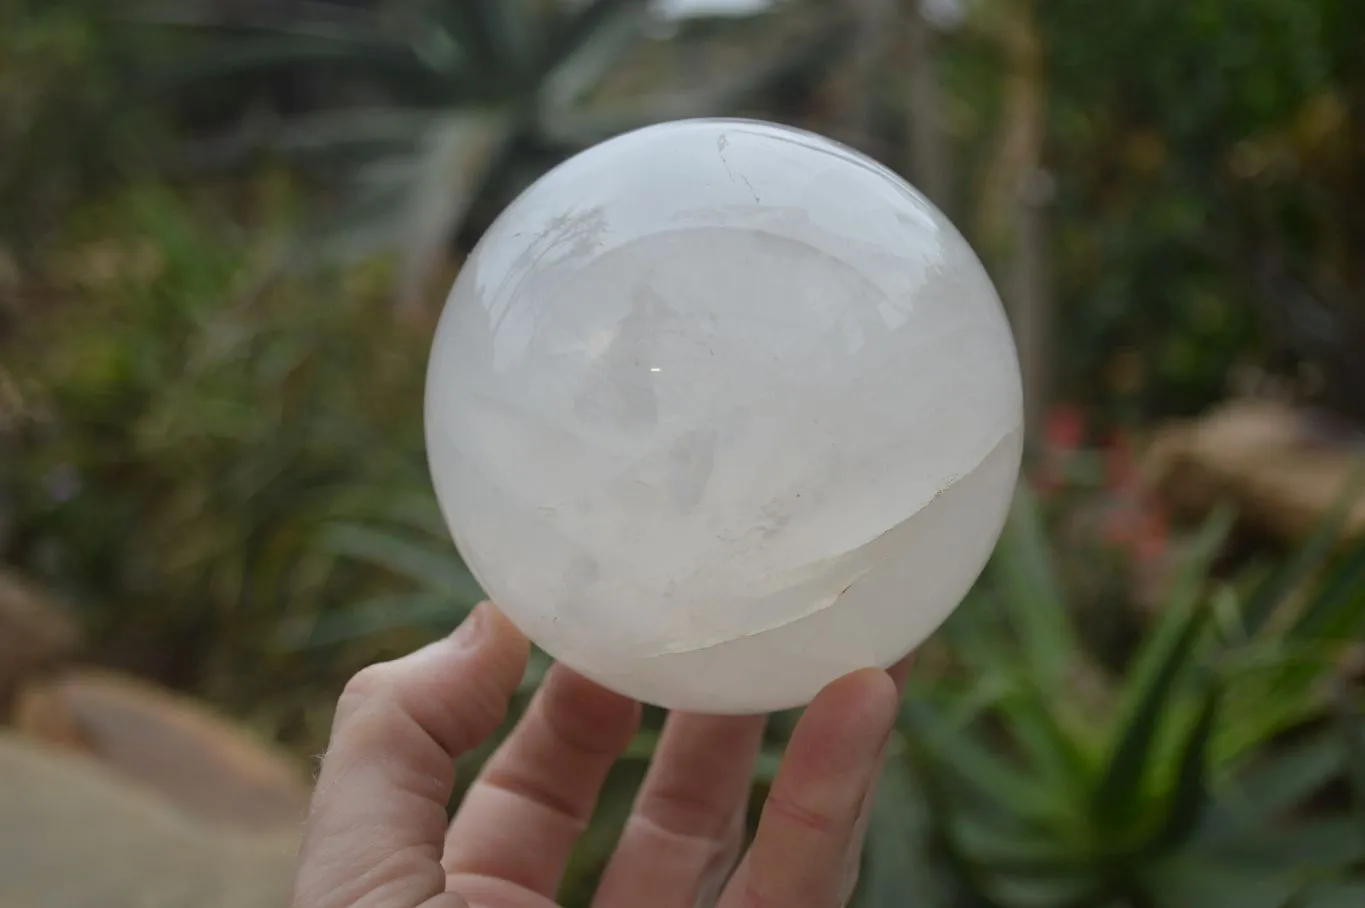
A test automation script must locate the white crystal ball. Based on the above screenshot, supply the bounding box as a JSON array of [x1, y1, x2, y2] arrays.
[[425, 118, 1023, 714]]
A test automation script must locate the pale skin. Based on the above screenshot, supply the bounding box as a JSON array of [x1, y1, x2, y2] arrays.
[[293, 601, 909, 908]]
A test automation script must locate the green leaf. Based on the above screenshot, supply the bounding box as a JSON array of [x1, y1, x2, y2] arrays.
[[537, 26, 847, 146], [976, 872, 1099, 908], [130, 0, 387, 42], [996, 689, 1095, 791], [158, 36, 430, 87], [170, 107, 437, 174], [1203, 729, 1345, 839], [539, 0, 650, 82], [939, 593, 1094, 788], [900, 698, 1062, 821], [1143, 853, 1300, 908], [1336, 699, 1365, 823], [940, 590, 1018, 675], [1216, 818, 1365, 869], [1242, 464, 1365, 637], [289, 108, 510, 285], [475, 0, 538, 82], [248, 108, 435, 157], [947, 812, 1095, 874], [1167, 505, 1238, 615], [1296, 881, 1365, 908], [307, 182, 415, 264], [857, 751, 957, 908], [1091, 508, 1231, 826], [537, 0, 653, 111], [1214, 652, 1341, 765], [371, 492, 451, 538], [990, 485, 1081, 697], [393, 111, 511, 309], [1289, 541, 1365, 641], [1091, 605, 1209, 827], [434, 0, 508, 74], [284, 591, 466, 647], [321, 521, 484, 600], [1151, 682, 1221, 850]]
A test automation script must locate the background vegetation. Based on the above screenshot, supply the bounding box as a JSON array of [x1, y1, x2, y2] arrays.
[[2, 1, 1364, 906]]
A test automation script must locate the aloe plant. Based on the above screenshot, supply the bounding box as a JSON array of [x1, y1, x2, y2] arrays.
[[874, 486, 1365, 908], [294, 491, 482, 645], [311, 458, 1365, 908], [129, 0, 849, 311]]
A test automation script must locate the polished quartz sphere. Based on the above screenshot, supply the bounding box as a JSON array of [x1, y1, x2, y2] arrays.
[[425, 118, 1023, 714]]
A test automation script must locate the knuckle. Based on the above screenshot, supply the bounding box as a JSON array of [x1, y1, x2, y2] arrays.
[[335, 662, 400, 721], [541, 675, 636, 755], [763, 793, 840, 837], [739, 873, 785, 908], [440, 674, 509, 752], [331, 655, 512, 757], [645, 781, 721, 829], [342, 661, 396, 701]]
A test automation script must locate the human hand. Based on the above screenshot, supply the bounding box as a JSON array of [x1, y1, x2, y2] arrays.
[[292, 601, 908, 908]]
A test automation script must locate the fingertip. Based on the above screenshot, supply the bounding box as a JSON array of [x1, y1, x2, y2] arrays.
[[804, 668, 899, 755], [823, 666, 899, 715], [861, 667, 901, 732], [541, 664, 643, 746], [456, 600, 531, 678], [479, 599, 528, 647]]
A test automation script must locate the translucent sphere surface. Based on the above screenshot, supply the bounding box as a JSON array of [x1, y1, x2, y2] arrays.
[[426, 119, 1023, 714]]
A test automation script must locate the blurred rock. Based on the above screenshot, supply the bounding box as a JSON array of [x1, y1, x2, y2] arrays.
[[0, 570, 79, 719], [0, 732, 297, 908], [1146, 398, 1365, 546], [12, 668, 311, 831]]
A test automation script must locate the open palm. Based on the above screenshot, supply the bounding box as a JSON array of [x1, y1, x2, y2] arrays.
[[292, 602, 904, 908]]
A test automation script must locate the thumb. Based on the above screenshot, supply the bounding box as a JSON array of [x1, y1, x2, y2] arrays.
[[292, 602, 529, 908]]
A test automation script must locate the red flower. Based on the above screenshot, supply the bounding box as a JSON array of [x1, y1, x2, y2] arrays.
[[1046, 405, 1086, 452], [1099, 496, 1170, 566], [1034, 405, 1088, 497]]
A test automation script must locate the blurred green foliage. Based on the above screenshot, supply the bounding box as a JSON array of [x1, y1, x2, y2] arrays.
[[895, 491, 1365, 907], [0, 0, 158, 252], [1046, 0, 1365, 421], [1, 179, 438, 741], [935, 0, 1365, 422], [131, 0, 850, 309], [3, 0, 1365, 906], [284, 467, 1365, 906]]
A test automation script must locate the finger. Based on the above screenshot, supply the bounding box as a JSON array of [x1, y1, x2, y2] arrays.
[[838, 656, 913, 902], [593, 712, 767, 908], [718, 668, 899, 908], [443, 663, 640, 897], [292, 602, 529, 908]]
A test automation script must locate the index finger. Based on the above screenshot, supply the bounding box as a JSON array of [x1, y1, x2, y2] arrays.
[[292, 602, 530, 908]]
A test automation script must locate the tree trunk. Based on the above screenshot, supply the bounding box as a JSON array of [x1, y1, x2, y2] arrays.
[[978, 0, 1050, 453], [905, 3, 952, 210], [836, 0, 899, 148]]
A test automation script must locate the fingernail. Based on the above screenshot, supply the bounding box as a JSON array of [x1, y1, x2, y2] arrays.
[[450, 601, 487, 648]]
